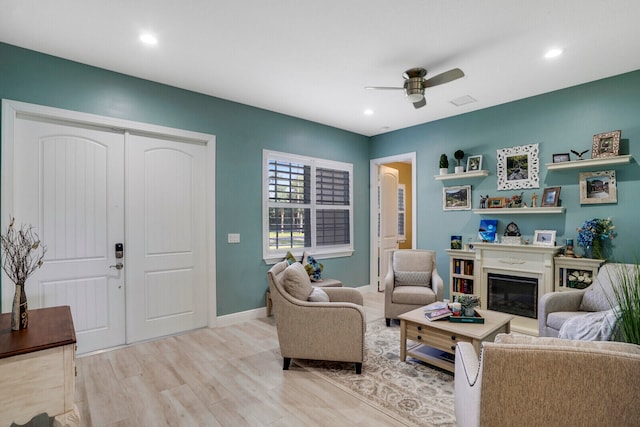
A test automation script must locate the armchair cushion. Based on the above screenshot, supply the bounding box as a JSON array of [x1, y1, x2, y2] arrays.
[[282, 262, 313, 301], [394, 271, 430, 287], [392, 285, 437, 305], [308, 286, 330, 302]]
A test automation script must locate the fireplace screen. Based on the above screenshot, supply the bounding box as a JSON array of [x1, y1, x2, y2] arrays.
[[487, 273, 538, 319]]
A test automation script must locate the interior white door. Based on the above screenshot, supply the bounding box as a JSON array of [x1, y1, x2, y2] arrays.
[[379, 165, 399, 289], [8, 115, 126, 354], [125, 133, 208, 343]]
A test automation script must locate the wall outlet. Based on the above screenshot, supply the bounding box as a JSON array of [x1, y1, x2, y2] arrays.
[[227, 233, 240, 244]]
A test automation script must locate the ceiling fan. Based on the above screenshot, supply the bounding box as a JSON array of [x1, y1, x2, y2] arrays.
[[365, 67, 465, 109]]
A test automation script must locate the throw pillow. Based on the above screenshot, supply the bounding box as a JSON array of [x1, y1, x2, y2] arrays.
[[308, 286, 330, 302], [394, 271, 430, 287], [282, 262, 313, 301], [302, 251, 323, 281], [284, 251, 298, 265]]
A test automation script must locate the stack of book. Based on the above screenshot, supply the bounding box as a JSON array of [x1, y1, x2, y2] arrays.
[[424, 302, 452, 321]]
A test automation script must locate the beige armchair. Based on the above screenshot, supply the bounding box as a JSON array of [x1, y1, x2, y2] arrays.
[[267, 260, 366, 374], [539, 263, 633, 338], [455, 334, 640, 427], [384, 249, 443, 326]]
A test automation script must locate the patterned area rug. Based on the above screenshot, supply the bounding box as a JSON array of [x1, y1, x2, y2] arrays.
[[292, 319, 456, 426]]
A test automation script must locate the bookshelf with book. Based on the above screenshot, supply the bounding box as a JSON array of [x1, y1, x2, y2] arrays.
[[446, 249, 478, 299]]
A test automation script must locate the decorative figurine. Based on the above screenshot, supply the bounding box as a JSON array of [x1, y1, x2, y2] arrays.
[[479, 194, 489, 209], [531, 193, 538, 208], [571, 149, 589, 160]]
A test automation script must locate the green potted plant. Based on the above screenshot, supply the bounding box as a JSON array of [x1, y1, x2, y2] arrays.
[[454, 150, 465, 174], [455, 295, 480, 317], [608, 262, 640, 344], [439, 154, 449, 175]]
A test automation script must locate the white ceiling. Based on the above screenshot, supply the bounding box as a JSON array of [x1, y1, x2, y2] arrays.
[[1, 0, 639, 136]]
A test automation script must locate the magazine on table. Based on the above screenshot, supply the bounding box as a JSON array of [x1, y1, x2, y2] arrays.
[[424, 307, 452, 321], [423, 301, 449, 311]]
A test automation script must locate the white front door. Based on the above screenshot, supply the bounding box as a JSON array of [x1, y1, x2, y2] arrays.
[[379, 165, 399, 288], [125, 133, 208, 343], [9, 115, 126, 353]]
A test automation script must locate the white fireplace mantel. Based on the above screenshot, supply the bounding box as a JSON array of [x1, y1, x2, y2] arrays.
[[472, 242, 562, 335]]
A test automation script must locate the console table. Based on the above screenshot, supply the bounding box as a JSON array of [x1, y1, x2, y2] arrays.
[[0, 306, 79, 426]]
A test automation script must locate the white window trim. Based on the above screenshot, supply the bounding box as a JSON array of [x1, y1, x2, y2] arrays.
[[263, 149, 354, 264]]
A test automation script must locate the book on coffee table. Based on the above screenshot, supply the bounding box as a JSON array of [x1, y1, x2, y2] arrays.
[[424, 307, 452, 321]]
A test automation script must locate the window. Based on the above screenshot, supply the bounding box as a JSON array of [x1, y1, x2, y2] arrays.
[[397, 184, 406, 242], [263, 150, 353, 262]]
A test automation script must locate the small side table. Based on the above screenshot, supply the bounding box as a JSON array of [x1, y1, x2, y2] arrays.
[[554, 256, 605, 291], [0, 306, 79, 426]]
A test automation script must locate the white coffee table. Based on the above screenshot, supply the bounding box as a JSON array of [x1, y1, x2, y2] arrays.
[[398, 307, 513, 373]]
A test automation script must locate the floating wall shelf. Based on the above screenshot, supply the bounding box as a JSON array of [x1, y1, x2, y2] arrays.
[[434, 170, 489, 181], [472, 207, 565, 215], [545, 154, 632, 171]]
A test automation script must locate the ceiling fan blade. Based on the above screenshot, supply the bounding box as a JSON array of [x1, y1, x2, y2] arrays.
[[412, 97, 427, 109], [423, 68, 465, 88], [365, 86, 404, 90]]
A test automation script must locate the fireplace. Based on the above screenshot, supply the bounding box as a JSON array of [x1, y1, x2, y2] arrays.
[[487, 273, 538, 319]]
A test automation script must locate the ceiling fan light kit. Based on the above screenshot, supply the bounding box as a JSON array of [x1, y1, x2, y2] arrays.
[[367, 67, 465, 109]]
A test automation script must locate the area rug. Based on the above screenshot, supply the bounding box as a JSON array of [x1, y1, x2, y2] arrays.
[[292, 319, 456, 426]]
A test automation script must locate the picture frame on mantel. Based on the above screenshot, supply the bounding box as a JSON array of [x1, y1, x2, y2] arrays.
[[496, 143, 540, 190], [534, 230, 556, 247], [580, 170, 617, 204], [592, 130, 621, 159]]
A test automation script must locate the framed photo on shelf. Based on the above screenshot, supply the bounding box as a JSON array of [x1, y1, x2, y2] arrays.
[[443, 185, 471, 211], [496, 143, 540, 190], [592, 130, 621, 158], [466, 155, 483, 172], [534, 230, 556, 246], [487, 197, 505, 208], [580, 170, 617, 204], [552, 153, 570, 163], [541, 187, 561, 207]]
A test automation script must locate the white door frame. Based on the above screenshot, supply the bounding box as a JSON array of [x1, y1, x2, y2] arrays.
[[369, 152, 416, 292], [1, 99, 217, 327]]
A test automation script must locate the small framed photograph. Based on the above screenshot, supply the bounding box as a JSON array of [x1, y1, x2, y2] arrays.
[[451, 235, 462, 250], [487, 197, 505, 208], [466, 155, 483, 172], [443, 185, 471, 211], [541, 187, 561, 207], [592, 130, 621, 158], [534, 230, 556, 246], [580, 170, 617, 204], [552, 153, 570, 163]]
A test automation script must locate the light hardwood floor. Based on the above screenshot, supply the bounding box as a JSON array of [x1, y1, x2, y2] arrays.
[[75, 289, 406, 426]]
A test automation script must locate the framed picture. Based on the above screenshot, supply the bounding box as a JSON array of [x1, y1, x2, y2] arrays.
[[552, 153, 570, 163], [496, 143, 540, 190], [451, 235, 462, 250], [487, 197, 505, 208], [466, 155, 483, 172], [592, 130, 621, 158], [534, 230, 556, 246], [541, 187, 561, 207], [443, 185, 471, 211], [580, 170, 617, 204]]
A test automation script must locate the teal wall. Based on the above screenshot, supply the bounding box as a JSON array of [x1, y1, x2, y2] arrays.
[[2, 42, 639, 310], [371, 70, 640, 296], [0, 43, 371, 315]]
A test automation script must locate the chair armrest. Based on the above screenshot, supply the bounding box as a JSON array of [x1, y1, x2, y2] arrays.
[[455, 342, 482, 427], [431, 268, 444, 301], [538, 290, 585, 334], [323, 287, 364, 305]]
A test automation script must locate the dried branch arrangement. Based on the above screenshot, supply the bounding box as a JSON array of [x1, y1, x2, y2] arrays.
[[0, 217, 47, 286]]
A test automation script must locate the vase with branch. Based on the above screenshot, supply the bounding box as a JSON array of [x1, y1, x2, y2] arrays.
[[0, 218, 47, 330]]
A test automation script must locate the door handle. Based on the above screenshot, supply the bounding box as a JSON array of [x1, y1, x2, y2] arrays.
[[109, 263, 124, 270]]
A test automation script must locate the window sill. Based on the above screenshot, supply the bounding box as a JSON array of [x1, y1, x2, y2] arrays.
[[264, 249, 354, 265]]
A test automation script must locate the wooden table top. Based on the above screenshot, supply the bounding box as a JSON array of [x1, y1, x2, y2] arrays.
[[0, 306, 76, 359], [398, 307, 513, 340]]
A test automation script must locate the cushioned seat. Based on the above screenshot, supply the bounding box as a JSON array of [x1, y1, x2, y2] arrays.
[[384, 249, 443, 326]]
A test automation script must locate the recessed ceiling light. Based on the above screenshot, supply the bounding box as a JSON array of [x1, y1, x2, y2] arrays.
[[139, 33, 158, 45], [363, 109, 374, 116], [544, 48, 563, 59]]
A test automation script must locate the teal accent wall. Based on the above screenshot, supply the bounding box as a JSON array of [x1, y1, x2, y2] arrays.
[[0, 43, 371, 315], [371, 70, 640, 296]]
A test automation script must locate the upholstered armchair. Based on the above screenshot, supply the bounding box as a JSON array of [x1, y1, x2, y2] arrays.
[[267, 260, 366, 374], [455, 333, 640, 427], [538, 263, 633, 338], [384, 249, 443, 326]]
